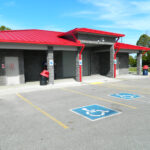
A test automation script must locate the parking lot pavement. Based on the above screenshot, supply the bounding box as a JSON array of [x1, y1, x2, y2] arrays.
[[0, 78, 150, 150]]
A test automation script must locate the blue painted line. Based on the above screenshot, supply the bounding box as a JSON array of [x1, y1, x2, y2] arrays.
[[71, 104, 120, 121]]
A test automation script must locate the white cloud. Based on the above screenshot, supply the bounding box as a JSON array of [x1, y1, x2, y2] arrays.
[[131, 1, 150, 13], [74, 0, 150, 31]]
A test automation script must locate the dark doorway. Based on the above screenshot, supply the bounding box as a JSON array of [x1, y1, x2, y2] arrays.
[[24, 51, 46, 82], [54, 51, 63, 79]]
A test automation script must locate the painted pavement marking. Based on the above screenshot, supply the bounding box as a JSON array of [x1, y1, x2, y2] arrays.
[[16, 93, 69, 129], [61, 88, 137, 109], [71, 104, 121, 121], [110, 93, 141, 100], [90, 82, 103, 85], [101, 84, 150, 95]]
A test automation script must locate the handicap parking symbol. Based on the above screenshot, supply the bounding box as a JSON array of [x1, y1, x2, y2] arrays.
[[110, 93, 140, 100], [71, 104, 120, 121]]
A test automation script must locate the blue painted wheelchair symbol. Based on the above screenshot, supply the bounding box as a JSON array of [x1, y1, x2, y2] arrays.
[[71, 104, 120, 121], [110, 93, 140, 100]]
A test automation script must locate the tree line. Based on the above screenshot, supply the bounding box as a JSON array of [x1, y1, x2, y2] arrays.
[[0, 25, 11, 31], [129, 34, 150, 67]]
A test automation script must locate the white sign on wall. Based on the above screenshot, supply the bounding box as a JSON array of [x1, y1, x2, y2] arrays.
[[79, 60, 82, 65], [49, 60, 54, 66], [114, 59, 117, 64]]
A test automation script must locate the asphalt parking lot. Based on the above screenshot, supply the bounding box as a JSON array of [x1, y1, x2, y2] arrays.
[[0, 78, 150, 150]]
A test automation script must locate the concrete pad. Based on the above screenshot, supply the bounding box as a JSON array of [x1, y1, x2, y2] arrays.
[[83, 74, 120, 84], [117, 74, 150, 80], [0, 78, 150, 150]]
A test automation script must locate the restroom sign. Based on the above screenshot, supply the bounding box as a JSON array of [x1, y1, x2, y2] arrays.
[[49, 60, 53, 66], [79, 60, 82, 65], [114, 59, 117, 64]]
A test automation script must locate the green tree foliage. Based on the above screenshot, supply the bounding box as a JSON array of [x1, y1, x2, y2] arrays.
[[136, 34, 150, 66], [129, 55, 137, 67], [136, 34, 150, 47], [0, 25, 11, 31]]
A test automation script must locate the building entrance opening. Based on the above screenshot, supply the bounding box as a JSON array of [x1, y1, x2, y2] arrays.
[[24, 51, 47, 82], [82, 45, 111, 77]]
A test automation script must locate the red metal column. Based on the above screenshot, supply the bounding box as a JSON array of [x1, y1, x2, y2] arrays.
[[79, 45, 85, 82], [114, 47, 120, 78], [114, 37, 120, 78]]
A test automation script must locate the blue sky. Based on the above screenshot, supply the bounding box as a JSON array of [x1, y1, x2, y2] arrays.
[[0, 0, 150, 45]]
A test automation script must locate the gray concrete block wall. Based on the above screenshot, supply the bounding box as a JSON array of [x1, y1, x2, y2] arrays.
[[77, 33, 116, 44], [82, 48, 91, 76], [137, 52, 142, 75], [117, 53, 129, 75], [0, 50, 24, 86], [18, 52, 25, 84], [47, 47, 54, 84], [75, 48, 81, 82], [107, 45, 114, 77], [0, 53, 6, 85]]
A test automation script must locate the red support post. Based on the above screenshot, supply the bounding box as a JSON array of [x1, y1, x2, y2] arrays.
[[79, 44, 85, 82], [114, 47, 120, 78], [114, 37, 120, 78]]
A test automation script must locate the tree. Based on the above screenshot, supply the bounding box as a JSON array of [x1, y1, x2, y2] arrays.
[[129, 55, 137, 67], [136, 34, 150, 66], [0, 25, 11, 31], [136, 34, 150, 47]]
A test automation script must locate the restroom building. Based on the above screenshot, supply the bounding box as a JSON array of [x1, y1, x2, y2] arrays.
[[0, 28, 149, 85]]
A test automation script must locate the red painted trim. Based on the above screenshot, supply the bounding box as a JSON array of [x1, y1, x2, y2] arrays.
[[0, 40, 82, 47], [114, 47, 120, 78], [79, 65, 82, 82], [59, 28, 125, 38], [79, 44, 85, 82], [115, 42, 150, 51], [143, 50, 148, 56], [114, 64, 116, 78], [114, 37, 120, 78]]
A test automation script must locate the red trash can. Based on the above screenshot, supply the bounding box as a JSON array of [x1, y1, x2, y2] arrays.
[[143, 65, 149, 75], [40, 70, 49, 85]]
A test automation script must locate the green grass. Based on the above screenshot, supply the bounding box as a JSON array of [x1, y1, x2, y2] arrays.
[[129, 67, 150, 72], [129, 67, 137, 72]]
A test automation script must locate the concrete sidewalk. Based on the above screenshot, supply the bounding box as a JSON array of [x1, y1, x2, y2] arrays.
[[0, 74, 149, 96], [0, 79, 82, 96]]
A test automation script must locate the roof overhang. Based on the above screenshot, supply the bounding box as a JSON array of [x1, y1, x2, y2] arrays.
[[114, 42, 150, 51], [59, 28, 125, 38]]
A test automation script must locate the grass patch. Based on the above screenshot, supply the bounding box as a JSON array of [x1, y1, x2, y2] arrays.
[[129, 67, 150, 72], [129, 67, 137, 72]]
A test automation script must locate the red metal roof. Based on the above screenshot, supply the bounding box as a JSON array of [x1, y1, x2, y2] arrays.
[[115, 42, 150, 51], [60, 28, 125, 37], [0, 29, 82, 46]]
